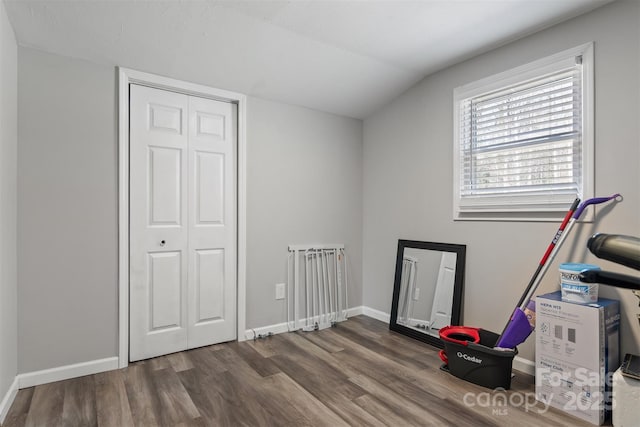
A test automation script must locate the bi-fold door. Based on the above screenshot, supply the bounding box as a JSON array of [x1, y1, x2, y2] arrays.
[[129, 84, 236, 362]]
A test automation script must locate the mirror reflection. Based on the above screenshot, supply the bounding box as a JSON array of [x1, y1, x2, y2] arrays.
[[390, 240, 466, 348], [396, 248, 457, 338]]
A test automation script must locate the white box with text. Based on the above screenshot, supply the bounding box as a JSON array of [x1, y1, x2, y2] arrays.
[[535, 291, 620, 425]]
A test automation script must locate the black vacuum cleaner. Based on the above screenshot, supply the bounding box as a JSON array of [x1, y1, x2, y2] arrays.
[[579, 233, 640, 290]]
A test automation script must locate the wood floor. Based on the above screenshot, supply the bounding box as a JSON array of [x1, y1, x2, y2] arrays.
[[3, 316, 594, 427]]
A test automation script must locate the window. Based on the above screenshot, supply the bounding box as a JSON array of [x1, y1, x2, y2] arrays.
[[453, 43, 593, 220]]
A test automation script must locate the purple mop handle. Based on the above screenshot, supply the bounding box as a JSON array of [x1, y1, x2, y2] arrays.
[[573, 194, 621, 219], [517, 193, 621, 311]]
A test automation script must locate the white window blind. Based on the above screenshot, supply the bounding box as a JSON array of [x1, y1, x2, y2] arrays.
[[453, 44, 593, 220]]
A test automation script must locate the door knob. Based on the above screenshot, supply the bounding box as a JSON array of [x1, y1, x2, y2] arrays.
[[160, 240, 166, 246]]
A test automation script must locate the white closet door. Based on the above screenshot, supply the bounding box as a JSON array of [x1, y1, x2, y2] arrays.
[[187, 96, 236, 348], [130, 85, 189, 361], [129, 85, 237, 361], [429, 252, 457, 330]]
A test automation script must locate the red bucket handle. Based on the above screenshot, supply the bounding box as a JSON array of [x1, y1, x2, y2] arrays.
[[439, 326, 481, 366], [439, 325, 481, 346]]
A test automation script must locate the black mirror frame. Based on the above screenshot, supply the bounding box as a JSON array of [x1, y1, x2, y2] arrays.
[[389, 239, 466, 348]]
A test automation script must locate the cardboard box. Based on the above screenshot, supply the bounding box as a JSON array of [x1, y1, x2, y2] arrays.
[[612, 367, 640, 427], [535, 291, 620, 425]]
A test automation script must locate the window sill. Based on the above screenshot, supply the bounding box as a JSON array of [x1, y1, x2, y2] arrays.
[[454, 209, 594, 222]]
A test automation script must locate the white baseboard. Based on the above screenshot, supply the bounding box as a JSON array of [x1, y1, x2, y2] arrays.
[[244, 310, 362, 340], [244, 321, 291, 340], [513, 356, 535, 376], [17, 356, 119, 389], [0, 376, 19, 424], [361, 306, 390, 323], [243, 306, 389, 340]]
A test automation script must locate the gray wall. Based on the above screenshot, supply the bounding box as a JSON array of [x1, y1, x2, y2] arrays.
[[0, 0, 18, 407], [14, 0, 637, 375], [363, 0, 640, 363], [17, 48, 363, 372], [246, 97, 363, 329], [18, 49, 119, 373]]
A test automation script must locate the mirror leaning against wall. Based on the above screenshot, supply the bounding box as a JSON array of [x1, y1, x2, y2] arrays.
[[390, 240, 466, 348]]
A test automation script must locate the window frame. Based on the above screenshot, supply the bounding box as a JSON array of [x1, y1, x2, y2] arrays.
[[453, 43, 594, 221]]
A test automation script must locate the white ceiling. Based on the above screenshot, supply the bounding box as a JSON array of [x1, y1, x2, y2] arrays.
[[4, 0, 611, 119]]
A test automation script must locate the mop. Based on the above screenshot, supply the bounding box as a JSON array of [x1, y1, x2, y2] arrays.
[[495, 193, 621, 349]]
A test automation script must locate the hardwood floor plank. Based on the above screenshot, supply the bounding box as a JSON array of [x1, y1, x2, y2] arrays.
[[332, 321, 436, 372], [3, 316, 596, 427], [299, 329, 345, 353], [337, 317, 385, 341], [267, 343, 393, 426], [147, 355, 171, 371], [172, 419, 207, 427], [266, 355, 385, 427], [330, 323, 587, 427], [245, 334, 282, 358], [210, 346, 265, 382], [61, 376, 97, 427], [316, 330, 505, 426], [166, 351, 194, 373], [346, 314, 387, 331], [349, 373, 453, 426], [205, 369, 281, 426], [347, 343, 504, 424], [346, 316, 446, 362], [353, 393, 427, 427], [184, 346, 228, 376], [177, 368, 247, 426], [196, 366, 313, 426], [261, 372, 348, 426], [94, 370, 134, 427], [227, 341, 281, 377], [24, 382, 64, 427], [212, 348, 331, 426], [122, 362, 161, 427], [2, 387, 34, 427], [184, 345, 287, 425], [311, 396, 388, 427], [270, 348, 365, 402], [149, 367, 201, 426], [279, 332, 360, 380], [322, 328, 433, 382]]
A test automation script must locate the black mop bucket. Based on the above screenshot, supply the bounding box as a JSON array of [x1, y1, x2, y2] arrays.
[[439, 326, 517, 390]]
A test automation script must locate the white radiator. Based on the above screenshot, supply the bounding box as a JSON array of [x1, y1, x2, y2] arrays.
[[287, 244, 348, 331]]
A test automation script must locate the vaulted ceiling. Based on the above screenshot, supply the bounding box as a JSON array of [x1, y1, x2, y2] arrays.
[[4, 0, 612, 118]]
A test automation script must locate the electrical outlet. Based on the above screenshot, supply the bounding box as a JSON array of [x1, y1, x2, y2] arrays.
[[413, 288, 420, 300], [275, 283, 285, 300]]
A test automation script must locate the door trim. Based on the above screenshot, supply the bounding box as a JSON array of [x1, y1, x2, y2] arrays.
[[117, 67, 247, 369]]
